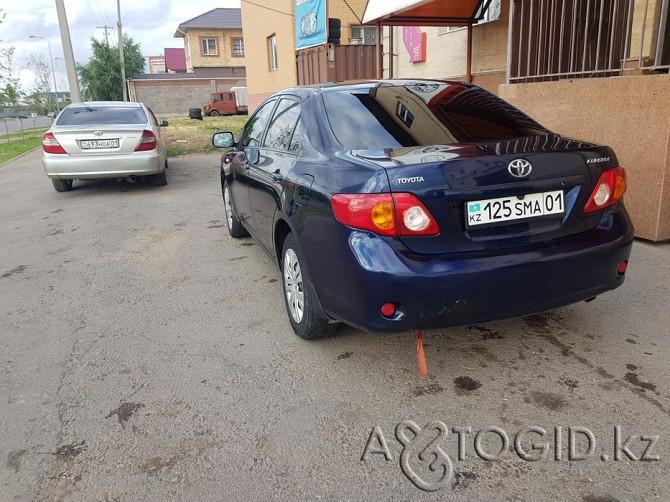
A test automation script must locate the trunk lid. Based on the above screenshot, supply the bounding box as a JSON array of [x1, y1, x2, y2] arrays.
[[352, 134, 618, 255], [52, 125, 147, 156]]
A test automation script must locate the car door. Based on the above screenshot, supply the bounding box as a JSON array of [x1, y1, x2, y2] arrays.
[[228, 99, 276, 228], [248, 97, 302, 253]]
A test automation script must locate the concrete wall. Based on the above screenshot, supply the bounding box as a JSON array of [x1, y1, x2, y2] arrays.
[[129, 78, 246, 115], [183, 29, 246, 72], [499, 74, 670, 241]]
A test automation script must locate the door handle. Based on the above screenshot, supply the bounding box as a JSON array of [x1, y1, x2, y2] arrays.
[[272, 170, 283, 182]]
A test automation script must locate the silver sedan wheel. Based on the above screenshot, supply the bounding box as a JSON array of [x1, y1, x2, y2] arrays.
[[224, 184, 234, 230], [283, 249, 304, 323]]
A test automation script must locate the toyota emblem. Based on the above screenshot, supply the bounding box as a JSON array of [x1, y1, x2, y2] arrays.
[[94, 130, 103, 137], [508, 159, 532, 178]]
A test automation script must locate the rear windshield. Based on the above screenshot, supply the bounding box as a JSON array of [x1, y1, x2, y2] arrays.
[[322, 83, 550, 150], [56, 106, 147, 126]]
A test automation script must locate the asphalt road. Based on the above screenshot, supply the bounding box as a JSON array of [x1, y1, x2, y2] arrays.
[[0, 116, 53, 135], [1, 149, 669, 501]]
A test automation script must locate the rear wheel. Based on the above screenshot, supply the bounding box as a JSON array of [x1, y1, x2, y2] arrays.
[[223, 180, 248, 238], [281, 234, 337, 339], [52, 179, 73, 192], [210, 110, 220, 117]]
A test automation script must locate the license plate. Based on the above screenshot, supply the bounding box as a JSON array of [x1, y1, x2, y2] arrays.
[[80, 139, 120, 150], [466, 190, 564, 227]]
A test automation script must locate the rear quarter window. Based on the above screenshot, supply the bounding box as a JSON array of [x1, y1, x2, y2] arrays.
[[322, 83, 549, 150], [56, 107, 148, 126]]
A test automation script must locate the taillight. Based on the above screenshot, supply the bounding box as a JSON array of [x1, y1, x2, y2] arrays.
[[135, 130, 157, 151], [42, 132, 66, 154], [584, 167, 626, 213], [332, 193, 440, 237]]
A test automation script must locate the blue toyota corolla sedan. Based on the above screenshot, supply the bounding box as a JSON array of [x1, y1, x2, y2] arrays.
[[212, 80, 634, 339]]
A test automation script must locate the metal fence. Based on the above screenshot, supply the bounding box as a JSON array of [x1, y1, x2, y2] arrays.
[[508, 0, 670, 82]]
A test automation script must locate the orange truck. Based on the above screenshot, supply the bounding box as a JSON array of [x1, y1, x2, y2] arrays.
[[203, 87, 248, 116]]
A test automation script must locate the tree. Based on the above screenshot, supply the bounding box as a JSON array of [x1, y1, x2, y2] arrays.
[[26, 53, 54, 112], [0, 47, 23, 112], [77, 35, 145, 101]]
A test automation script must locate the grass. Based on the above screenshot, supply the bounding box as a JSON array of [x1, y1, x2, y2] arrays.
[[0, 115, 248, 164], [0, 136, 44, 165], [160, 115, 247, 157], [0, 125, 50, 164]]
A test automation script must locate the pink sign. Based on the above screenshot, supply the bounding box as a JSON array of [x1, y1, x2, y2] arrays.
[[402, 26, 426, 63]]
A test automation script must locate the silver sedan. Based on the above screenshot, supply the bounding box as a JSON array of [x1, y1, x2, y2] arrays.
[[41, 101, 169, 192]]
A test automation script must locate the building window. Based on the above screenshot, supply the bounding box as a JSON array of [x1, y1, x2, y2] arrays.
[[231, 37, 245, 57], [268, 34, 278, 70], [350, 25, 377, 45], [201, 37, 218, 56]]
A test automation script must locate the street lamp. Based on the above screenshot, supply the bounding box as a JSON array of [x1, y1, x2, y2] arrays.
[[29, 35, 60, 113]]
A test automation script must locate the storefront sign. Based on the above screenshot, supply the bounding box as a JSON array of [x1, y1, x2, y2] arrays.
[[295, 0, 328, 50], [402, 26, 426, 63]]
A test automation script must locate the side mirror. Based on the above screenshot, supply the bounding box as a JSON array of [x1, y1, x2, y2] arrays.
[[212, 131, 235, 148], [159, 120, 169, 127]]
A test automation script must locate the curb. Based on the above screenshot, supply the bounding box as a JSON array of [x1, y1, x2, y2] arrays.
[[0, 147, 41, 169]]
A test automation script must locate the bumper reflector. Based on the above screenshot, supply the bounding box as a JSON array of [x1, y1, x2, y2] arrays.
[[380, 302, 396, 318], [617, 261, 628, 275]]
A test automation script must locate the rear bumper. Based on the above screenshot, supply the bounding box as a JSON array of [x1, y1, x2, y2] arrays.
[[42, 151, 164, 179], [311, 207, 634, 332]]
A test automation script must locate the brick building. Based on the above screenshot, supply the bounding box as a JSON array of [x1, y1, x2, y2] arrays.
[[174, 8, 246, 73], [129, 9, 247, 115], [240, 0, 370, 113]]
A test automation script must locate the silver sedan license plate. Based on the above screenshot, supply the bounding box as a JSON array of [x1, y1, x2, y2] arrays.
[[466, 190, 564, 227], [80, 139, 120, 150]]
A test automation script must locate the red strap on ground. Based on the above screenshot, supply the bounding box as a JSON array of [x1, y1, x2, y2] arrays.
[[417, 330, 428, 378]]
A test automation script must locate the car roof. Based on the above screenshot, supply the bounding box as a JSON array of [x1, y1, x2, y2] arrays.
[[271, 78, 474, 99], [65, 101, 145, 108]]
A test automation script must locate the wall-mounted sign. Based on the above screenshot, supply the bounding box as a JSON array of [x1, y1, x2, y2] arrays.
[[402, 26, 426, 63], [295, 0, 328, 50]]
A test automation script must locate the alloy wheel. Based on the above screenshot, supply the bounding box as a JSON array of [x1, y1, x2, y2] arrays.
[[224, 185, 234, 230], [283, 248, 304, 323]]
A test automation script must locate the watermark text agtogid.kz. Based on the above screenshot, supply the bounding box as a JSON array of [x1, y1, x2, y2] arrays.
[[361, 422, 660, 492]]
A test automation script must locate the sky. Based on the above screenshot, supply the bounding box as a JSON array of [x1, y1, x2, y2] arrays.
[[0, 0, 241, 94]]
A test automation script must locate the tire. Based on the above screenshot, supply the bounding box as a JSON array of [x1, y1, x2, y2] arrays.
[[210, 110, 220, 117], [281, 233, 337, 339], [52, 179, 73, 192], [148, 171, 167, 186], [222, 180, 249, 238]]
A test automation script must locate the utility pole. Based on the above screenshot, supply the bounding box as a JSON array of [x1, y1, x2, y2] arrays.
[[117, 0, 127, 101], [55, 0, 82, 102], [97, 25, 113, 45]]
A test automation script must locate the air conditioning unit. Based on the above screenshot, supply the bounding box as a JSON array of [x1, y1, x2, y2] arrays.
[[349, 37, 363, 45]]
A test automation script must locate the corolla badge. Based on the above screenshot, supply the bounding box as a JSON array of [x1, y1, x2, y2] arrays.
[[508, 159, 532, 178]]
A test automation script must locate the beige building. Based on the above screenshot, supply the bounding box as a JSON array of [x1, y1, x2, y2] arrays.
[[174, 8, 246, 73], [241, 0, 370, 112], [147, 55, 166, 74]]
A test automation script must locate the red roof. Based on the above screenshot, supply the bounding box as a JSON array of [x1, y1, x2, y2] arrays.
[[164, 48, 186, 72]]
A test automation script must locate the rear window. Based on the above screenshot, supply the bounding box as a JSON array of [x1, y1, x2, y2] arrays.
[[322, 83, 549, 150], [56, 106, 147, 126]]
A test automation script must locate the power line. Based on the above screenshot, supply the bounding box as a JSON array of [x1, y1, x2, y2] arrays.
[[240, 0, 293, 18], [97, 25, 113, 45]]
